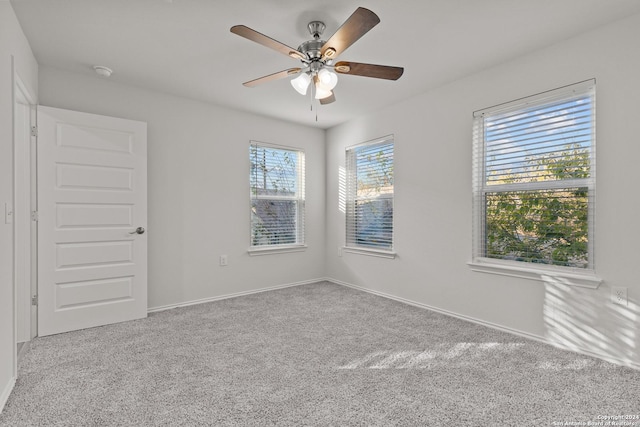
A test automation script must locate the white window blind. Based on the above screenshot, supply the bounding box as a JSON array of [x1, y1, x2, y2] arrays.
[[346, 138, 394, 251], [250, 142, 305, 248], [472, 80, 595, 270]]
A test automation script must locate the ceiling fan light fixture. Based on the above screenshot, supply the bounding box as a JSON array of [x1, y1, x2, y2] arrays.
[[291, 73, 311, 95], [317, 68, 338, 90], [314, 85, 332, 100]]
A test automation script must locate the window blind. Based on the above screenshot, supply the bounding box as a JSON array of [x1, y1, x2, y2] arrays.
[[346, 138, 394, 250], [250, 142, 305, 247], [472, 80, 595, 269]]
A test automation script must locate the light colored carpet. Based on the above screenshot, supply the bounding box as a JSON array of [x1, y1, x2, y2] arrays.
[[1, 282, 638, 426]]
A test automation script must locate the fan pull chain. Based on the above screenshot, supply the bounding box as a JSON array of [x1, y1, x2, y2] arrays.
[[309, 76, 319, 122]]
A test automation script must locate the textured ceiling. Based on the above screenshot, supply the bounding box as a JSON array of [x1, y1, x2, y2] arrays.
[[11, 0, 640, 129]]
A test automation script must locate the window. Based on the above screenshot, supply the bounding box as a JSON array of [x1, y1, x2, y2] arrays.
[[345, 137, 394, 253], [472, 80, 595, 272], [250, 142, 305, 250]]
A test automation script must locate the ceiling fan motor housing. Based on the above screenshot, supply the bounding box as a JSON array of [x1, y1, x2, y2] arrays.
[[298, 39, 325, 60]]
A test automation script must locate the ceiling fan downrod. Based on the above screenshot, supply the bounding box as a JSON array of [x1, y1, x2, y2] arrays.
[[307, 21, 325, 40]]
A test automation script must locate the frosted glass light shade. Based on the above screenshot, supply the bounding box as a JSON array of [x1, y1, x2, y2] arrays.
[[314, 85, 332, 100], [317, 68, 338, 90], [291, 73, 311, 95]]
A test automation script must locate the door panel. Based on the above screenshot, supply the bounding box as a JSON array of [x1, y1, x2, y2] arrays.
[[56, 203, 133, 228], [55, 276, 133, 310], [37, 106, 147, 336]]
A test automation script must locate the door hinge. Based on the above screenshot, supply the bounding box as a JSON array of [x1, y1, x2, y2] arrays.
[[31, 126, 38, 137], [31, 211, 39, 222], [31, 295, 38, 306]]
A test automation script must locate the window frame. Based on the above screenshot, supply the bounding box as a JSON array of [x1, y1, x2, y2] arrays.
[[248, 141, 306, 255], [344, 136, 396, 258], [470, 80, 601, 288]]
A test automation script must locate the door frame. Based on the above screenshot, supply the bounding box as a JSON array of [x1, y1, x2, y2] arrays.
[[13, 69, 37, 361]]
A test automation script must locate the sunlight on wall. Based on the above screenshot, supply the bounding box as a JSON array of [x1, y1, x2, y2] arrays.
[[542, 276, 638, 367]]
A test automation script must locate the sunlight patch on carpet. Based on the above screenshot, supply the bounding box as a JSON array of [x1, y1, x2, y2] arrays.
[[338, 342, 526, 369], [536, 359, 596, 371]]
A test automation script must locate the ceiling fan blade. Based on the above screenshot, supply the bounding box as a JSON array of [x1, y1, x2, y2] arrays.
[[243, 68, 301, 88], [231, 25, 306, 60], [334, 61, 404, 80], [320, 92, 336, 105], [320, 7, 380, 60]]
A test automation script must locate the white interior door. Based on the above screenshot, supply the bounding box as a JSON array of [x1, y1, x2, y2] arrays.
[[37, 106, 147, 337]]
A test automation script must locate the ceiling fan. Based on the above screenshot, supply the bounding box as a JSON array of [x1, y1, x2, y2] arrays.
[[230, 7, 404, 105]]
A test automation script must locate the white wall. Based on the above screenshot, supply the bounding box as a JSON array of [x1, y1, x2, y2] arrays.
[[0, 2, 38, 411], [326, 13, 640, 366], [39, 67, 326, 309]]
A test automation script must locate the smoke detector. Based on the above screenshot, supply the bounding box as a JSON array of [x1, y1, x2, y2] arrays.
[[93, 65, 113, 77]]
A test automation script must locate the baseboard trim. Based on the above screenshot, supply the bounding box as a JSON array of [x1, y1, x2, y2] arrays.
[[0, 377, 16, 414], [147, 278, 325, 313], [325, 277, 640, 371]]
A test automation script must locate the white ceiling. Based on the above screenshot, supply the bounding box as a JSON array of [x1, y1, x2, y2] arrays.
[[11, 0, 640, 129]]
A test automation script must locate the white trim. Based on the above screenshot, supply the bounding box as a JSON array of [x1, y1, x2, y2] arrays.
[[13, 72, 35, 348], [0, 377, 16, 414], [325, 277, 638, 371], [342, 246, 397, 259], [468, 258, 602, 289], [345, 134, 394, 151], [248, 245, 307, 256], [249, 139, 306, 153], [251, 194, 301, 201], [485, 178, 594, 193], [473, 79, 596, 117], [472, 81, 596, 272], [345, 136, 395, 252], [249, 142, 306, 248], [147, 278, 322, 313]]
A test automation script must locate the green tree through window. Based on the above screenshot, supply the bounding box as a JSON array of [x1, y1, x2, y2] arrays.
[[346, 138, 394, 250], [485, 145, 589, 267], [250, 143, 305, 247], [473, 81, 595, 270]]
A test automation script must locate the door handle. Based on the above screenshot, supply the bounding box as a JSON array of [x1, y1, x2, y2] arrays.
[[129, 227, 145, 235]]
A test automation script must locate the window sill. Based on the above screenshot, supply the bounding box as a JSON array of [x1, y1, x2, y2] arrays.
[[343, 246, 397, 259], [467, 258, 602, 289], [248, 245, 307, 256]]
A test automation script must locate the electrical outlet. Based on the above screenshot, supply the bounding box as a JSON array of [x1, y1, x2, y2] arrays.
[[611, 286, 627, 306], [219, 255, 228, 267]]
